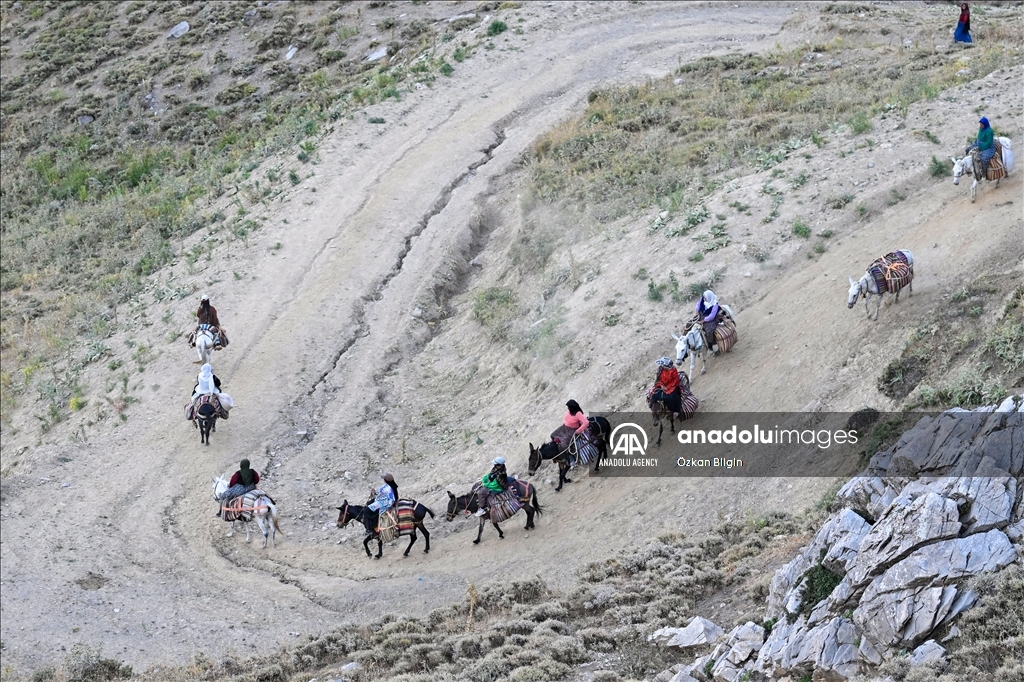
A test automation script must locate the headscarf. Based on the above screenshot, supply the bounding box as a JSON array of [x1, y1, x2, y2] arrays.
[[702, 290, 718, 307], [238, 459, 255, 486], [197, 363, 216, 394], [566, 400, 582, 416], [656, 357, 674, 368], [979, 117, 989, 129], [492, 457, 505, 465]]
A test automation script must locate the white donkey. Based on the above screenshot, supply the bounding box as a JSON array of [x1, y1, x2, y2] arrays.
[[194, 326, 216, 365], [847, 249, 914, 321], [951, 136, 1014, 203], [672, 303, 736, 381], [673, 328, 707, 382], [212, 473, 283, 549]]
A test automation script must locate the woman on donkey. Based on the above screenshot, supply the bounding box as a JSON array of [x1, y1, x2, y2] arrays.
[[648, 357, 683, 415], [216, 459, 260, 516], [475, 457, 509, 517], [966, 117, 995, 178], [550, 399, 589, 452], [196, 294, 228, 348]]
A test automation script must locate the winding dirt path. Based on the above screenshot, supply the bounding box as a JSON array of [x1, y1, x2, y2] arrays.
[[2, 2, 1021, 673]]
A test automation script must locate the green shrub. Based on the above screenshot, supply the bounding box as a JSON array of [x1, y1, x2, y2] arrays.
[[929, 155, 950, 178], [487, 20, 508, 37], [792, 219, 811, 238]]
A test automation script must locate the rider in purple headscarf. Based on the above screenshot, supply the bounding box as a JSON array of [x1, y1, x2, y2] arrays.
[[695, 290, 721, 353]]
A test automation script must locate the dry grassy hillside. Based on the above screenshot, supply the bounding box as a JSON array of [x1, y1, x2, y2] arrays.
[[1, 1, 1022, 681]]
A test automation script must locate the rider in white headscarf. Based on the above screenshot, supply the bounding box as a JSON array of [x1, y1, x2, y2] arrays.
[[695, 290, 721, 353], [191, 363, 234, 411]]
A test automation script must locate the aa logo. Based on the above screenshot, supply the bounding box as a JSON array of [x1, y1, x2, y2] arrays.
[[610, 423, 648, 457]]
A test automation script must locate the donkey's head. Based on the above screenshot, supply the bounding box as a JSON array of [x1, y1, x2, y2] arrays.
[[847, 277, 864, 309], [335, 500, 351, 528], [951, 156, 970, 185], [211, 473, 229, 500], [444, 491, 463, 521], [673, 328, 703, 364]]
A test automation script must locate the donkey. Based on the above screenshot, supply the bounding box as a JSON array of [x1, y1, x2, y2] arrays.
[[212, 473, 283, 549], [196, 401, 217, 445], [673, 327, 707, 382], [446, 478, 542, 544], [336, 498, 434, 559], [527, 415, 611, 491], [193, 326, 216, 365], [646, 373, 699, 446], [847, 249, 914, 321], [952, 137, 1012, 203]]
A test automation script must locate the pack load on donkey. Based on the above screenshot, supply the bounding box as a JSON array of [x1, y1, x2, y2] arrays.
[[868, 251, 913, 296], [376, 499, 421, 544]]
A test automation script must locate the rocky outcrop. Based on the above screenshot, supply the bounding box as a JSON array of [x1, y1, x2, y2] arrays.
[[649, 617, 725, 649], [653, 395, 1023, 681]]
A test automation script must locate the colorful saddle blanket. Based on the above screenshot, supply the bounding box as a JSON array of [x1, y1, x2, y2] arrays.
[[376, 500, 418, 543], [222, 489, 272, 522]]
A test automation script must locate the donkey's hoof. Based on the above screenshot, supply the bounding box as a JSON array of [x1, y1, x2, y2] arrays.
[[423, 549, 429, 553], [472, 539, 481, 545]]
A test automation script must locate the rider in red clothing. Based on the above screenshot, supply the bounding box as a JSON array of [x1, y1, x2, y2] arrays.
[[648, 357, 683, 414]]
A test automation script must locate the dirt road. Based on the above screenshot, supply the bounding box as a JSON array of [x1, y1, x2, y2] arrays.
[[1, 1, 1021, 673]]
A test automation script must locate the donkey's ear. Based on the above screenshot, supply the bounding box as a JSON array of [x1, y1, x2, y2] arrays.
[[335, 506, 343, 511], [671, 333, 680, 341], [950, 157, 957, 164], [447, 491, 455, 499], [528, 442, 535, 450], [211, 476, 218, 483], [849, 277, 857, 286]]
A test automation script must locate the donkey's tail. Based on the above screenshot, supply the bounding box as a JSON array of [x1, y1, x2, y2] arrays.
[[270, 503, 285, 536], [423, 505, 436, 519], [531, 489, 543, 516]]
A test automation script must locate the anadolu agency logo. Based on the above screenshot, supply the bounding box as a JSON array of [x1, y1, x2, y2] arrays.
[[609, 422, 649, 457]]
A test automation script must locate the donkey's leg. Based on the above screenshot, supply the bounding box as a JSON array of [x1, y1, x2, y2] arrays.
[[524, 507, 535, 530], [363, 535, 374, 557], [244, 521, 252, 544], [258, 516, 269, 549], [473, 518, 486, 544], [419, 523, 430, 553], [404, 532, 417, 557], [656, 420, 664, 447], [493, 521, 505, 539], [226, 520, 235, 538], [971, 178, 977, 203], [375, 539, 384, 560]]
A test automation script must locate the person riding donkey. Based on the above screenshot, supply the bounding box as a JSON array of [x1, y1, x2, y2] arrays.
[[193, 294, 229, 349], [550, 399, 589, 451], [475, 457, 509, 517], [691, 290, 722, 354], [966, 117, 996, 178], [187, 363, 233, 422], [648, 357, 683, 415], [216, 459, 260, 516]]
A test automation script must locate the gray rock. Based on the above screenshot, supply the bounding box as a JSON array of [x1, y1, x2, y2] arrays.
[[669, 670, 698, 682], [845, 492, 961, 590], [854, 530, 1014, 648], [167, 21, 190, 39], [285, 46, 298, 60], [910, 639, 946, 665], [648, 617, 724, 649], [365, 46, 388, 62], [77, 115, 94, 125], [243, 9, 258, 25]]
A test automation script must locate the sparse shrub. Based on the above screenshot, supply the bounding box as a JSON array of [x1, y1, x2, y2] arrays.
[[439, 61, 454, 76], [930, 155, 950, 178], [288, 170, 300, 185], [792, 219, 811, 238], [61, 644, 132, 682], [688, 251, 704, 262], [647, 280, 667, 302], [487, 20, 508, 37], [369, 117, 386, 124], [847, 111, 872, 134], [828, 193, 855, 209], [474, 287, 517, 339]]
